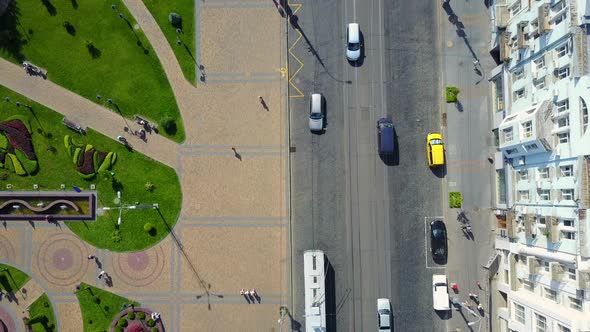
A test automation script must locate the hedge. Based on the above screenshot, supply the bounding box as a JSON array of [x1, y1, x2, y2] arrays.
[[72, 147, 82, 165], [14, 149, 38, 174], [4, 152, 13, 171], [97, 152, 114, 174], [137, 312, 146, 320], [111, 152, 117, 165], [84, 144, 93, 153], [4, 115, 31, 133], [6, 153, 26, 175], [0, 134, 8, 150]]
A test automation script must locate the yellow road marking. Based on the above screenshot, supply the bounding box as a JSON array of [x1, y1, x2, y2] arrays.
[[287, 1, 304, 98]]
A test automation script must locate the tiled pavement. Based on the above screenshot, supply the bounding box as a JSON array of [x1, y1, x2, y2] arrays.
[[0, 0, 289, 331]]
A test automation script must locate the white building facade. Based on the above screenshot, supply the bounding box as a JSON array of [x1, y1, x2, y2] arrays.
[[489, 0, 590, 331]]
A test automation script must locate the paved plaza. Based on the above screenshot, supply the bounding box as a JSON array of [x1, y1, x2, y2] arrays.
[[0, 0, 290, 331]]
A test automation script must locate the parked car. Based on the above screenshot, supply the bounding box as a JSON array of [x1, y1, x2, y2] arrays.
[[432, 274, 450, 311], [346, 23, 361, 61], [430, 219, 447, 262], [309, 93, 324, 132], [377, 298, 392, 331], [377, 118, 395, 155], [426, 133, 445, 167]]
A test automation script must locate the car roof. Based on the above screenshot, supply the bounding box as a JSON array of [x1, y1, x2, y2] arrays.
[[348, 23, 359, 43], [311, 93, 322, 113]]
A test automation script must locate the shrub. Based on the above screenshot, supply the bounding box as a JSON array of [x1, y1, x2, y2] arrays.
[[147, 318, 155, 327], [114, 326, 123, 332], [445, 86, 460, 103], [160, 115, 177, 135], [0, 134, 8, 150], [127, 311, 136, 320], [137, 312, 146, 320], [78, 149, 96, 174], [151, 328, 158, 332], [449, 192, 463, 208], [111, 230, 122, 243], [145, 182, 155, 192], [111, 152, 117, 165], [93, 296, 101, 304], [169, 13, 182, 28], [14, 149, 38, 174], [84, 144, 93, 153], [143, 223, 155, 233], [117, 318, 128, 327]]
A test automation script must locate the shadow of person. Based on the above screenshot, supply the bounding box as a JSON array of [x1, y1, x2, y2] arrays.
[[243, 294, 251, 304]]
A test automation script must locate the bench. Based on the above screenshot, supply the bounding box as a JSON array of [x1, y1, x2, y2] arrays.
[[62, 117, 86, 134]]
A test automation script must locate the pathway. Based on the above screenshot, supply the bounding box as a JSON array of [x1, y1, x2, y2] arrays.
[[0, 58, 179, 169], [0, 0, 290, 331]]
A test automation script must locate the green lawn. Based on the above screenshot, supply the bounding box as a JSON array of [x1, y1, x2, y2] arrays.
[[0, 86, 182, 252], [143, 0, 196, 84], [28, 293, 57, 332], [0, 263, 30, 292], [0, 0, 185, 142], [76, 282, 140, 332]]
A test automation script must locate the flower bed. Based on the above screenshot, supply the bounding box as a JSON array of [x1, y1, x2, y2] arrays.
[[64, 135, 116, 179]]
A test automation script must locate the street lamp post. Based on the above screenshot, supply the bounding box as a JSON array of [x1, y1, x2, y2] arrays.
[[101, 191, 159, 226]]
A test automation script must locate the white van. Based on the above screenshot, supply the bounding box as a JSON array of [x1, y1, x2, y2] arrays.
[[346, 23, 361, 61], [432, 274, 450, 311]]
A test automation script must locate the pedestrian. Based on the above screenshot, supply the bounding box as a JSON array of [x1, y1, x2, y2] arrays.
[[251, 288, 257, 297], [231, 147, 236, 153], [244, 290, 250, 296], [476, 281, 481, 288], [98, 271, 105, 279], [88, 255, 95, 260], [258, 96, 268, 109], [477, 303, 483, 311], [240, 288, 245, 295]]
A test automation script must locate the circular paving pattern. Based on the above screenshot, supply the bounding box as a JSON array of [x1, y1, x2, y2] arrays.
[[0, 235, 16, 263], [36, 233, 89, 287], [112, 245, 165, 287], [0, 304, 17, 332]]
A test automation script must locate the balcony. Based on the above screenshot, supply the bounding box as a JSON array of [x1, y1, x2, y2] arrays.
[[538, 4, 551, 35], [524, 214, 536, 238], [550, 216, 560, 243], [506, 210, 518, 238], [577, 271, 590, 291], [550, 262, 564, 281], [527, 256, 539, 275]]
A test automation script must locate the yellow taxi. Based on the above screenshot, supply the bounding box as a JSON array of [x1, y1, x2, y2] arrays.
[[427, 133, 445, 167]]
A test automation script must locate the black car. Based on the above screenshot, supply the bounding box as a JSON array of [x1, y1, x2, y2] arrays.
[[430, 220, 447, 263]]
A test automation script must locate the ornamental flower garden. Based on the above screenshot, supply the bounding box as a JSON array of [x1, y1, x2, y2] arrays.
[[64, 135, 117, 179], [0, 116, 38, 176]]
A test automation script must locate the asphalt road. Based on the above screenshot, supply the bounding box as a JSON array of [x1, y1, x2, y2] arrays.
[[289, 0, 447, 331]]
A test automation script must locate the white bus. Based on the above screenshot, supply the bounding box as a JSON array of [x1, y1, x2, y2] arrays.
[[303, 250, 327, 332]]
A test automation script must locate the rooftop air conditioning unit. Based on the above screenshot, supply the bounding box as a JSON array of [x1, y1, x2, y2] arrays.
[[519, 157, 526, 165]]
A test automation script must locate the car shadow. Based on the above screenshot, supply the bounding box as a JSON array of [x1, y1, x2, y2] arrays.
[[349, 31, 365, 67], [435, 309, 452, 320]]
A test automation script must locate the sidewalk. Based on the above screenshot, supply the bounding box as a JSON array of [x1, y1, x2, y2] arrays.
[[437, 0, 497, 331]]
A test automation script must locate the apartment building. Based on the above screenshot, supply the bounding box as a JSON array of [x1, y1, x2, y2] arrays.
[[489, 0, 590, 331]]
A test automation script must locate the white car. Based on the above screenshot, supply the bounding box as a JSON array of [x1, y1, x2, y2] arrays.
[[309, 93, 324, 131], [432, 274, 450, 311], [346, 23, 361, 61], [377, 298, 391, 331]]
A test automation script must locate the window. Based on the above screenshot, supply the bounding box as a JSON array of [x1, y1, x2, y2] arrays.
[[522, 121, 533, 136], [556, 99, 569, 112], [539, 189, 551, 201], [506, 148, 518, 155], [533, 77, 546, 89], [537, 217, 546, 225], [562, 219, 575, 227], [582, 98, 588, 134], [554, 12, 567, 25], [538, 167, 549, 179], [534, 56, 545, 69], [567, 268, 576, 280], [525, 143, 539, 151], [558, 324, 572, 332], [552, 0, 565, 11], [535, 313, 547, 332], [514, 302, 525, 323], [503, 127, 513, 141], [519, 169, 529, 180], [513, 69, 525, 81], [569, 296, 582, 311], [543, 261, 550, 272], [544, 287, 557, 301], [558, 116, 570, 128], [561, 189, 574, 200], [562, 230, 576, 240], [510, 1, 522, 17], [556, 44, 569, 58], [518, 190, 529, 200], [558, 132, 570, 143], [560, 165, 573, 176], [557, 66, 570, 79], [523, 279, 535, 291], [514, 88, 525, 100]]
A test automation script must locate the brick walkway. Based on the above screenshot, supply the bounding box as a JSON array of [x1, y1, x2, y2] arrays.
[[0, 0, 289, 331]]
